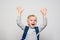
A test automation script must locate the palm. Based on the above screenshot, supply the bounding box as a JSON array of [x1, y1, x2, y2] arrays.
[[41, 8, 47, 15], [17, 7, 23, 14]]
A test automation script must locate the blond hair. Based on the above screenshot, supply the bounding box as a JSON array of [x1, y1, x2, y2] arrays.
[[27, 15, 37, 19]]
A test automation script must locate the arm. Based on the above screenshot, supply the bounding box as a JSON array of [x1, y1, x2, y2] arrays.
[[40, 16, 47, 32], [16, 7, 25, 30], [36, 16, 47, 36], [39, 8, 47, 32]]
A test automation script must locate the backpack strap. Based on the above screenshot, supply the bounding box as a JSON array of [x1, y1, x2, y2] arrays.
[[35, 27, 39, 40], [21, 26, 29, 40]]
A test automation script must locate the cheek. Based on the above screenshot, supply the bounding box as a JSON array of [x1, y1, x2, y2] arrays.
[[28, 20, 32, 24]]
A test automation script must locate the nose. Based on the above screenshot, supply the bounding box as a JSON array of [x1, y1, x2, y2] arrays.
[[32, 21, 35, 23]]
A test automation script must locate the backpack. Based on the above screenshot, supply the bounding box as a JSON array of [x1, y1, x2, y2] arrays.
[[21, 26, 39, 40]]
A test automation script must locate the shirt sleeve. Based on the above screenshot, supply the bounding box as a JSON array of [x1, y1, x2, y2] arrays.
[[39, 17, 47, 32], [16, 16, 25, 30]]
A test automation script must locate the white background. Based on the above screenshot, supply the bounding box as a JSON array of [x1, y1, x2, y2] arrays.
[[0, 0, 60, 40]]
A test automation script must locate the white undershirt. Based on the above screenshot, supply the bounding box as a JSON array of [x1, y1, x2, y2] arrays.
[[25, 27, 37, 40]]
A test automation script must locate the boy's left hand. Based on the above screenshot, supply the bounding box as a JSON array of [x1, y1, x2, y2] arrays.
[[40, 8, 47, 16]]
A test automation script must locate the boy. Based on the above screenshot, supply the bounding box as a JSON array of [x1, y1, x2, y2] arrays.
[[16, 7, 47, 40]]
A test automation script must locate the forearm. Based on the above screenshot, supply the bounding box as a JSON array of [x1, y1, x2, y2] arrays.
[[17, 15, 24, 30], [40, 15, 47, 32], [43, 15, 47, 26]]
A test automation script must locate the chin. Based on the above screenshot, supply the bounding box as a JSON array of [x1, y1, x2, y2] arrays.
[[31, 26, 35, 28]]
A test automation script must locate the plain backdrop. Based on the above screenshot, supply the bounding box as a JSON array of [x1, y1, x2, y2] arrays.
[[0, 0, 60, 40]]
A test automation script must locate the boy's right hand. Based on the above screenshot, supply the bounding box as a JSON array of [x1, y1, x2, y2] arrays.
[[16, 7, 24, 16]]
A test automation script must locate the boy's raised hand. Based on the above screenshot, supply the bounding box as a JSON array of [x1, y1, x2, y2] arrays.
[[16, 7, 24, 16], [40, 8, 47, 16]]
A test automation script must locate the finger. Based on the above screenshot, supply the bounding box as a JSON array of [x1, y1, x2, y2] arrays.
[[16, 6, 22, 10], [44, 8, 47, 11]]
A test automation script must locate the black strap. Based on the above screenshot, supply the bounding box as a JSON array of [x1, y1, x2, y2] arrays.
[[21, 26, 29, 40], [35, 27, 39, 40]]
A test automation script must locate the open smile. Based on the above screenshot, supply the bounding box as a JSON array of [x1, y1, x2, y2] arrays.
[[31, 24, 35, 26]]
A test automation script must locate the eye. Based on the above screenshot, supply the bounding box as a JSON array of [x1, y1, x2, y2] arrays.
[[34, 20, 37, 21], [31, 20, 33, 21]]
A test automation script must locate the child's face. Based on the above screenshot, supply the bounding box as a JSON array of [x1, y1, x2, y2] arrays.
[[27, 16, 37, 28]]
